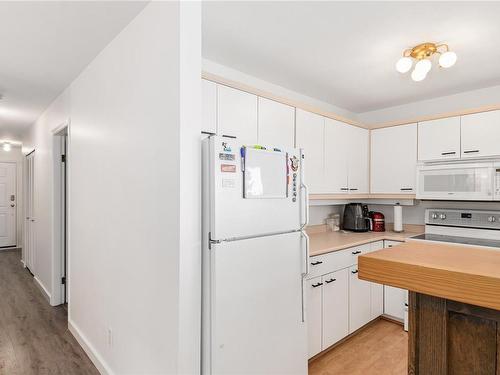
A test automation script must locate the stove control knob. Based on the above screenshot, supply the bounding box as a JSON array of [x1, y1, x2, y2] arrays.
[[440, 214, 447, 220], [488, 216, 496, 223], [431, 213, 438, 219]]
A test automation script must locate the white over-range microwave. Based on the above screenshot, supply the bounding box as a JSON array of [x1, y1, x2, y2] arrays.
[[416, 161, 500, 201]]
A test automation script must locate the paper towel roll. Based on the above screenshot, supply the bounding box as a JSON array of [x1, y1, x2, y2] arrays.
[[394, 204, 403, 232]]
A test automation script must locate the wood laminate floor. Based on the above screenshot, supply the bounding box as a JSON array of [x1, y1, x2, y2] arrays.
[[0, 249, 99, 375], [309, 319, 407, 375]]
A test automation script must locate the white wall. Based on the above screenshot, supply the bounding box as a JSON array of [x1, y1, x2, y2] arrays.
[[203, 58, 358, 120], [358, 84, 500, 126], [309, 205, 343, 226], [22, 2, 201, 374], [0, 145, 24, 249]]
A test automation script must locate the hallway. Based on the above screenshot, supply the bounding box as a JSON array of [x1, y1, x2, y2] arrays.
[[0, 249, 98, 374]]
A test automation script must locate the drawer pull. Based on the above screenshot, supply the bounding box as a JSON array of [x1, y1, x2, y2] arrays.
[[441, 151, 456, 155], [310, 261, 323, 266], [340, 187, 349, 191], [351, 270, 358, 274], [324, 278, 336, 284], [312, 282, 323, 288], [463, 150, 479, 154], [400, 187, 413, 191], [352, 250, 362, 255], [349, 188, 358, 191]]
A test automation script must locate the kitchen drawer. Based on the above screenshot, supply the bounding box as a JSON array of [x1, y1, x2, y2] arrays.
[[308, 244, 369, 279], [384, 240, 402, 248]]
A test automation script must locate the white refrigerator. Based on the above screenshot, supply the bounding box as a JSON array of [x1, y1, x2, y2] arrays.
[[202, 136, 309, 374]]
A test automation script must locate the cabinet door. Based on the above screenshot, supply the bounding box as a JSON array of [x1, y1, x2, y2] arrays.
[[258, 97, 295, 149], [418, 117, 460, 161], [322, 269, 349, 349], [369, 241, 384, 318], [307, 276, 323, 359], [370, 123, 417, 194], [324, 118, 349, 193], [349, 265, 372, 333], [347, 125, 369, 193], [296, 109, 325, 193], [202, 79, 217, 135], [461, 110, 500, 158], [217, 85, 258, 143], [383, 286, 406, 321]]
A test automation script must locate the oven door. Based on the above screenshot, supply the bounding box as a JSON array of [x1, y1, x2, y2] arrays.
[[416, 162, 494, 200]]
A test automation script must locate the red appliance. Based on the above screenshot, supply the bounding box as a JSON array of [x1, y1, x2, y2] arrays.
[[369, 211, 385, 232]]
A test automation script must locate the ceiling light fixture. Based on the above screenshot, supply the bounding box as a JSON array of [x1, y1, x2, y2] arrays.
[[396, 42, 457, 82], [3, 142, 11, 152]]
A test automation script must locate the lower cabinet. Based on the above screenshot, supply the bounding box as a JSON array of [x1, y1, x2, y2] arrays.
[[322, 269, 349, 349], [382, 240, 408, 324], [307, 276, 323, 358], [349, 265, 372, 333]]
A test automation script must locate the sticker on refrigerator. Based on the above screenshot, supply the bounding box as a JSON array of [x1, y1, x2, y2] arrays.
[[219, 153, 235, 161], [221, 164, 236, 173]]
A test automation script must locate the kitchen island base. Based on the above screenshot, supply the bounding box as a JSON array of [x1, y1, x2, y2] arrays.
[[408, 292, 500, 375]]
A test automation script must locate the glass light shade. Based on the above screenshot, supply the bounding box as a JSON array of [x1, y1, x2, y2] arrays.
[[396, 57, 413, 73], [411, 68, 427, 82], [3, 142, 11, 152], [439, 51, 457, 68], [415, 59, 432, 74]]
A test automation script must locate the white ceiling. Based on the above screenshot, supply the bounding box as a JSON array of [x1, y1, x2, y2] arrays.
[[0, 1, 147, 139], [202, 1, 500, 113]]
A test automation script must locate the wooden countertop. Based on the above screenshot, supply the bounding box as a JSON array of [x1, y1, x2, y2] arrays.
[[358, 241, 500, 311], [308, 227, 423, 257]]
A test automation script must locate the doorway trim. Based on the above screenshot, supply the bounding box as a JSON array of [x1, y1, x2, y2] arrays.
[[51, 120, 70, 306]]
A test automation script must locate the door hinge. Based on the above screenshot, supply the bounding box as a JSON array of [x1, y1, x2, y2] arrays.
[[61, 276, 66, 285], [61, 154, 66, 162]]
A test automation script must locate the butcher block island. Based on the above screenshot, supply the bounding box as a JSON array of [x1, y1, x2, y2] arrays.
[[358, 242, 500, 375]]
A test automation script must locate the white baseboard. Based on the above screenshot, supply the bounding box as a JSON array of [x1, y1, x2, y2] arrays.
[[20, 259, 26, 268], [34, 276, 51, 303], [68, 319, 112, 375]]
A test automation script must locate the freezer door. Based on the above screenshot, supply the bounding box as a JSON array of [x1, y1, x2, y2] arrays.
[[207, 136, 306, 240], [204, 232, 307, 375]]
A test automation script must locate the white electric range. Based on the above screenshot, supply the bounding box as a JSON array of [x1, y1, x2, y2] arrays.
[[409, 208, 500, 250]]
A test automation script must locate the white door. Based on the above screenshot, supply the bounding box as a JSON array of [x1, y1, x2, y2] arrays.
[[384, 286, 406, 321], [258, 97, 295, 149], [370, 123, 417, 194], [306, 276, 322, 359], [295, 109, 324, 193], [217, 85, 258, 144], [25, 152, 35, 270], [207, 232, 307, 374], [324, 118, 349, 193], [322, 269, 349, 349], [461, 110, 500, 159], [349, 265, 372, 333], [347, 125, 369, 193], [369, 241, 384, 318], [418, 117, 461, 161], [0, 162, 16, 247], [202, 79, 217, 135]]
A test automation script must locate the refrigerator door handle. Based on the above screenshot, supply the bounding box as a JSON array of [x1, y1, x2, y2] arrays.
[[300, 230, 310, 323]]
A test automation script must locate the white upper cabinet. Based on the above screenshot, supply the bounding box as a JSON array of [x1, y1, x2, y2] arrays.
[[296, 109, 325, 193], [347, 125, 369, 193], [418, 117, 461, 161], [324, 118, 349, 193], [461, 110, 500, 159], [202, 79, 217, 135], [370, 123, 417, 194], [257, 97, 295, 149], [217, 85, 258, 144]]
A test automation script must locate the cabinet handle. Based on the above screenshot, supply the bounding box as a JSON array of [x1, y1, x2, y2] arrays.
[[325, 278, 337, 284], [387, 245, 393, 247], [463, 150, 479, 154], [441, 151, 456, 155], [310, 261, 323, 266], [312, 282, 323, 288], [405, 303, 409, 307], [351, 250, 362, 255], [340, 187, 349, 191], [351, 270, 359, 274], [349, 188, 358, 191], [400, 187, 413, 191], [221, 134, 237, 139]]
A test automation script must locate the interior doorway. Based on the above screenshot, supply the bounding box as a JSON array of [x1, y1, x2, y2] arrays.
[[0, 162, 17, 248], [25, 151, 35, 272], [53, 126, 68, 306]]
